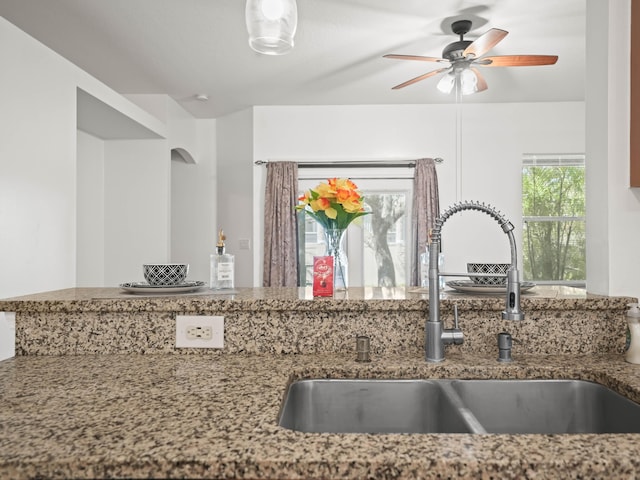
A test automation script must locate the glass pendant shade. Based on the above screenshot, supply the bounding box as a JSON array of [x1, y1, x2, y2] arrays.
[[437, 72, 456, 94], [460, 68, 478, 95], [437, 68, 479, 96], [246, 0, 298, 55]]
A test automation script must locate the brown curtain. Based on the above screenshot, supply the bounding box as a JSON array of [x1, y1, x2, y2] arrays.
[[410, 158, 440, 286], [263, 161, 299, 286]]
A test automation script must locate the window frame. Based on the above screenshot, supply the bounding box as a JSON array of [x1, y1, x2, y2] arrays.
[[521, 153, 586, 287]]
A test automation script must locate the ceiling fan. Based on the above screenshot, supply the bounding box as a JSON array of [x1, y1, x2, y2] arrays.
[[383, 20, 558, 95]]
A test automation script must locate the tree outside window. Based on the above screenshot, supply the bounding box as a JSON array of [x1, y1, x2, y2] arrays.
[[522, 154, 585, 285], [363, 194, 406, 287]]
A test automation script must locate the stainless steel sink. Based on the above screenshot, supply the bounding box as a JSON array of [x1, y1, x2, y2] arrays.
[[277, 379, 472, 433], [449, 379, 640, 434], [278, 379, 640, 434]]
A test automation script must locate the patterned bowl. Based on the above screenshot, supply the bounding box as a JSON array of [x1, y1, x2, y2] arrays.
[[143, 263, 189, 286], [467, 263, 510, 286]]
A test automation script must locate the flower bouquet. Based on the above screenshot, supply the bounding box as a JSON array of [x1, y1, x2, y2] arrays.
[[296, 178, 369, 289]]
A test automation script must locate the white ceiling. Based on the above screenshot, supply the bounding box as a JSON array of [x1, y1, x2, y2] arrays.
[[0, 0, 586, 119]]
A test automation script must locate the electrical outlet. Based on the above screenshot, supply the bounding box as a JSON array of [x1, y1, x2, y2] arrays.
[[186, 325, 212, 340], [176, 315, 224, 349]]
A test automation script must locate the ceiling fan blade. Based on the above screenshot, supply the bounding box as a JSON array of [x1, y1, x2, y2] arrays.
[[463, 28, 508, 58], [391, 67, 450, 90], [477, 55, 559, 67], [383, 54, 448, 63], [471, 68, 488, 92]]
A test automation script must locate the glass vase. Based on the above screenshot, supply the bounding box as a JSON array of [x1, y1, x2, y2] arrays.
[[323, 228, 348, 290]]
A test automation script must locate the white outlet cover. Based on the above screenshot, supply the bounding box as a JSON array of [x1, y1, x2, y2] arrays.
[[176, 315, 224, 349]]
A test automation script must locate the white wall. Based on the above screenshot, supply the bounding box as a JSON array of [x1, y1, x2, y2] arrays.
[[0, 17, 78, 298], [586, 0, 612, 296], [585, 0, 639, 300], [103, 140, 170, 285], [165, 99, 218, 283], [76, 131, 105, 286], [600, 0, 638, 297], [217, 109, 254, 287], [1, 17, 167, 297], [75, 94, 219, 287], [171, 119, 218, 283], [77, 123, 217, 288], [606, 0, 640, 299], [252, 102, 585, 283]]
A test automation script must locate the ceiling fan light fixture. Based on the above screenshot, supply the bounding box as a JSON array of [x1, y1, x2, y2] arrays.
[[437, 69, 478, 96], [246, 0, 297, 55], [437, 72, 456, 94], [384, 19, 558, 95], [460, 68, 478, 95]]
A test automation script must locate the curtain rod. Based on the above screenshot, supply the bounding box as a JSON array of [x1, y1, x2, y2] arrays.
[[254, 158, 444, 168]]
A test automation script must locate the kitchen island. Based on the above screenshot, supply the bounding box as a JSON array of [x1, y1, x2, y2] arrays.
[[0, 287, 639, 479], [0, 286, 631, 356]]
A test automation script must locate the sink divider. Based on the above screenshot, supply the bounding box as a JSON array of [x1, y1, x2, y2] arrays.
[[438, 381, 487, 434]]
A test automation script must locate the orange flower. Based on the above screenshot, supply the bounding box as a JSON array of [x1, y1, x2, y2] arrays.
[[315, 182, 336, 200], [298, 191, 311, 205], [296, 177, 369, 229], [331, 178, 358, 191], [310, 197, 331, 212], [335, 187, 352, 203]]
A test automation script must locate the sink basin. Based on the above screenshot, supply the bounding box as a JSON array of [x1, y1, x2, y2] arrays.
[[278, 379, 640, 434], [449, 379, 640, 434], [278, 379, 472, 433]]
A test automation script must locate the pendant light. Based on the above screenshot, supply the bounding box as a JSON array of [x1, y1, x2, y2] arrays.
[[245, 0, 298, 55]]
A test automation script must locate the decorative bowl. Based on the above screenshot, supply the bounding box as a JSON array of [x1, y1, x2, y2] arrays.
[[467, 263, 510, 286], [143, 263, 189, 286]]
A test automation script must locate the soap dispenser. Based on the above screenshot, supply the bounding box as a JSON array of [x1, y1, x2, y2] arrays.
[[209, 229, 235, 289], [625, 303, 640, 364]]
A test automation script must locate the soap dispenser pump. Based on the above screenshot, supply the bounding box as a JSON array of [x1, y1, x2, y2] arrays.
[[625, 303, 640, 364]]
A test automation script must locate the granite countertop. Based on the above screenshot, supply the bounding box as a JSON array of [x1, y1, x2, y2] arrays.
[[2, 352, 640, 479], [0, 285, 623, 314]]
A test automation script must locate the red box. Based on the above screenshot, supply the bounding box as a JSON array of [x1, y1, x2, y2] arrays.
[[313, 256, 334, 297]]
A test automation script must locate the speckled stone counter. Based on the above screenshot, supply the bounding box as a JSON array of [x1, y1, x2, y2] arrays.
[[2, 352, 640, 479], [0, 286, 635, 356], [1, 287, 640, 478]]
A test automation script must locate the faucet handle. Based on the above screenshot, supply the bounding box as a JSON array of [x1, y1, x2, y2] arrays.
[[453, 303, 459, 329], [442, 303, 464, 346]]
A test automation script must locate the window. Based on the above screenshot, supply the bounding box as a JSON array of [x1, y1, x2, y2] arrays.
[[362, 191, 409, 287], [297, 176, 413, 288], [303, 215, 321, 244], [521, 154, 585, 286]]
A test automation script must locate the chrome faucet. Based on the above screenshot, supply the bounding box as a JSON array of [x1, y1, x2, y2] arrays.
[[426, 201, 525, 362]]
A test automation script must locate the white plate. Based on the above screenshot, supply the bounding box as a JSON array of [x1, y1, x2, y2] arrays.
[[119, 281, 206, 294], [446, 280, 536, 294]]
